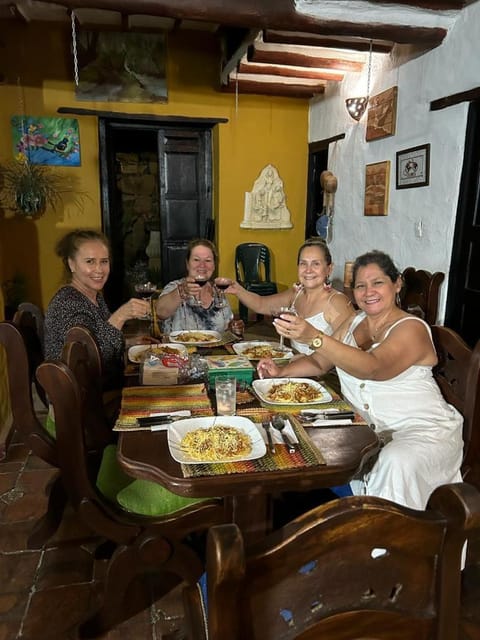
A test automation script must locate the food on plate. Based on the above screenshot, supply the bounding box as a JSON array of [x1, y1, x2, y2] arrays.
[[241, 345, 289, 360], [130, 345, 184, 363], [180, 425, 252, 461], [266, 381, 324, 404], [174, 331, 217, 343]]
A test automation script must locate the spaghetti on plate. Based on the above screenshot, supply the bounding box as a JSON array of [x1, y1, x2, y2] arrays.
[[174, 331, 216, 343], [267, 381, 324, 403], [241, 345, 289, 360], [180, 425, 252, 461]]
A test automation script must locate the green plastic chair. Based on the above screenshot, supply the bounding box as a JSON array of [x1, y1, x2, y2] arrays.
[[235, 243, 278, 323]]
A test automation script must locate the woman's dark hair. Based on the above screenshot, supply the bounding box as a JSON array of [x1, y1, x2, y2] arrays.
[[296, 238, 332, 265], [55, 229, 110, 277], [186, 238, 218, 262], [351, 250, 401, 286]]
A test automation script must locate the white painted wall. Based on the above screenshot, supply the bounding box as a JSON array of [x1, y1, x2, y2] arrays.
[[308, 2, 480, 322]]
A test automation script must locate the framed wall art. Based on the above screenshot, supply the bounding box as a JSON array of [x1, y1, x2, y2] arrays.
[[396, 143, 430, 189], [364, 160, 390, 216], [366, 86, 398, 142], [11, 116, 81, 166]]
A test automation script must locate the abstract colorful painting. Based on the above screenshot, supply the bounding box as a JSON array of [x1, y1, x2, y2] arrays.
[[75, 31, 168, 103], [11, 116, 81, 166]]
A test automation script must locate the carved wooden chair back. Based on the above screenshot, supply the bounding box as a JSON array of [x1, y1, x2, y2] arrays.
[[184, 484, 480, 640], [36, 358, 227, 637], [0, 321, 67, 548], [12, 303, 47, 406], [431, 325, 480, 488], [400, 267, 444, 325]]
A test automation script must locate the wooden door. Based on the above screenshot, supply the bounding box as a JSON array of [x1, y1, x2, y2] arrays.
[[445, 101, 480, 347], [157, 127, 212, 283]]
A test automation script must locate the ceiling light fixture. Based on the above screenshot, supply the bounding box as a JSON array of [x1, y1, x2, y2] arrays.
[[345, 39, 373, 122]]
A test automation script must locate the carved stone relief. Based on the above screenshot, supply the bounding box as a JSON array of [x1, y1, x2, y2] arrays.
[[241, 164, 292, 229]]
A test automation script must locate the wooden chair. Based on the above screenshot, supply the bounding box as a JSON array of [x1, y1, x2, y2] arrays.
[[431, 325, 480, 488], [36, 358, 227, 638], [12, 302, 47, 407], [0, 321, 66, 547], [184, 484, 480, 640], [235, 243, 278, 323], [400, 267, 444, 325]]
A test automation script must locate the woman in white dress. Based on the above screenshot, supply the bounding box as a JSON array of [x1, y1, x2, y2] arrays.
[[226, 239, 353, 350], [258, 250, 463, 510]]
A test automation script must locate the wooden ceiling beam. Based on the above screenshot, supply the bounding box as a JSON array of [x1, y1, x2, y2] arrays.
[[263, 30, 393, 54], [34, 0, 448, 47], [238, 59, 344, 82], [222, 77, 323, 99], [250, 48, 364, 73]]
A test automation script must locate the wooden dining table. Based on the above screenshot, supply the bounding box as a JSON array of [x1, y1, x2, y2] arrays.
[[116, 341, 380, 546]]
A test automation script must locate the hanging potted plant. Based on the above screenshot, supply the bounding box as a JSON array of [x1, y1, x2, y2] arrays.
[[0, 156, 81, 218]]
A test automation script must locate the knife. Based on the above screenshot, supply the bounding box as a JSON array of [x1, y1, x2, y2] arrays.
[[261, 420, 276, 455], [136, 415, 183, 426], [300, 411, 355, 420]]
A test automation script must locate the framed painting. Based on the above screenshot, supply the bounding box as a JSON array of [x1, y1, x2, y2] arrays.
[[11, 116, 81, 166], [364, 161, 390, 216], [75, 31, 168, 103], [366, 86, 398, 142], [396, 144, 430, 189]]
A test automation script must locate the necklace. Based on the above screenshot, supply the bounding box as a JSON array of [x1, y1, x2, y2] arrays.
[[369, 312, 395, 341]]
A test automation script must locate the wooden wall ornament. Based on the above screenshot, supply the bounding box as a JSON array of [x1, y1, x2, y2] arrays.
[[366, 86, 398, 142], [364, 161, 390, 216]]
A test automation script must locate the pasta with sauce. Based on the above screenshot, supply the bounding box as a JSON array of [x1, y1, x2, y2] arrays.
[[180, 425, 252, 461], [267, 381, 324, 403]]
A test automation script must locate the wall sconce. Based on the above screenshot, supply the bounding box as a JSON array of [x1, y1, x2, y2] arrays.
[[345, 40, 373, 122]]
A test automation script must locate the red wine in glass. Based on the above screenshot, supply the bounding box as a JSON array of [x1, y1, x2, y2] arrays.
[[271, 306, 297, 347], [134, 282, 157, 300]]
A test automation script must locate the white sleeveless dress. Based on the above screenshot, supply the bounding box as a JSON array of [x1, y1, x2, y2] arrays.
[[336, 312, 463, 509], [290, 291, 339, 355]]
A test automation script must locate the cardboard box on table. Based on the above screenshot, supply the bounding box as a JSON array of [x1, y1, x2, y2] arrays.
[[205, 355, 255, 386]]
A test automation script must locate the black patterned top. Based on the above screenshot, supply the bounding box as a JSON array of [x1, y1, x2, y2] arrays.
[[44, 285, 124, 390]]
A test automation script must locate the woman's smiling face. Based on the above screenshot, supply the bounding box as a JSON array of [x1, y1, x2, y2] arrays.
[[68, 240, 110, 299], [297, 245, 332, 289], [353, 262, 401, 315]]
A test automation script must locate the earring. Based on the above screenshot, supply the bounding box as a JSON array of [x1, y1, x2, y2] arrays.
[[324, 276, 332, 291], [395, 293, 401, 307]]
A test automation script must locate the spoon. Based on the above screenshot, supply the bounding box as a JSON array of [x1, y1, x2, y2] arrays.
[[271, 415, 297, 453]]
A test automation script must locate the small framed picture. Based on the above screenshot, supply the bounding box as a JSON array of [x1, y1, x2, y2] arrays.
[[364, 160, 390, 216], [396, 144, 430, 189]]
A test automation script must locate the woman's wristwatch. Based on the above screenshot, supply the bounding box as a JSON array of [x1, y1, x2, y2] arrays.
[[309, 331, 325, 350]]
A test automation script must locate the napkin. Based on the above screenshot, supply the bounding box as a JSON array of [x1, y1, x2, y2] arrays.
[[148, 410, 191, 431], [306, 418, 353, 427], [258, 419, 299, 445]]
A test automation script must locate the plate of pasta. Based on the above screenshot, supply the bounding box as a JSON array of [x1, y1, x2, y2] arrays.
[[232, 341, 294, 361], [167, 416, 266, 464], [252, 378, 332, 405], [128, 343, 188, 363], [169, 330, 222, 346]]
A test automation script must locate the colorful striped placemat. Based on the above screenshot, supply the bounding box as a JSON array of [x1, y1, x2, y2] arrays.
[[114, 384, 214, 431], [180, 412, 325, 478]]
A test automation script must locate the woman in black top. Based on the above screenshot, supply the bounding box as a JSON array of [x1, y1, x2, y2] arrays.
[[44, 229, 150, 390]]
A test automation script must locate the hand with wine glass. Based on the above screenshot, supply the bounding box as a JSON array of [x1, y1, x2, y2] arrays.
[[213, 276, 233, 308], [270, 305, 298, 348], [134, 281, 157, 317], [186, 273, 211, 307]]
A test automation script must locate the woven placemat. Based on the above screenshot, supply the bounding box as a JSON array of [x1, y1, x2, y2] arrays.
[[114, 384, 213, 431], [180, 411, 325, 478]]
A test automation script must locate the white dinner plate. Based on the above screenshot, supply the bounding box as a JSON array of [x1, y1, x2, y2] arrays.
[[128, 343, 188, 363], [169, 330, 222, 346], [232, 341, 293, 361], [252, 378, 333, 405], [167, 416, 266, 464]]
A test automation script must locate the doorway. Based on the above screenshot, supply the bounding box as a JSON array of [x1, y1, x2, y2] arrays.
[[98, 116, 216, 309], [445, 101, 480, 347]]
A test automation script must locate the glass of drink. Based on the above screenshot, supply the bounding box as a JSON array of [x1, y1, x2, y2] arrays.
[[270, 306, 298, 348], [215, 377, 237, 416], [213, 277, 232, 308], [134, 282, 157, 302], [188, 275, 210, 306]]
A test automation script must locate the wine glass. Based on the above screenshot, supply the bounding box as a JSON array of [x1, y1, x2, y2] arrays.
[[188, 275, 210, 306], [270, 305, 298, 348], [214, 277, 232, 308], [134, 282, 157, 322]]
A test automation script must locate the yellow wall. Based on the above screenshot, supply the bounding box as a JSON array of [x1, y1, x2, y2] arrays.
[[0, 23, 309, 311]]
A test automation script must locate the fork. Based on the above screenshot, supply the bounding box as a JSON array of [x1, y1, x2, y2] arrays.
[[271, 415, 297, 453], [261, 419, 276, 455]]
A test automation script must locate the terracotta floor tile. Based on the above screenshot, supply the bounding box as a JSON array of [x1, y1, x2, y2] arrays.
[[0, 521, 38, 552], [3, 442, 30, 464], [24, 454, 55, 471], [0, 472, 17, 495], [35, 546, 95, 590], [0, 619, 22, 640], [1, 491, 49, 523], [0, 590, 29, 621], [0, 551, 41, 592]]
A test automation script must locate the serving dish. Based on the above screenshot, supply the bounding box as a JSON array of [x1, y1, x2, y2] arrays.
[[169, 330, 222, 346], [232, 340, 293, 361], [252, 378, 332, 405], [128, 343, 188, 363], [167, 416, 266, 464]]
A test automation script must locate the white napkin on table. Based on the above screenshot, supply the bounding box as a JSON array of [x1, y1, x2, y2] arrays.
[[306, 418, 353, 427], [258, 419, 299, 445], [148, 410, 191, 431]]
